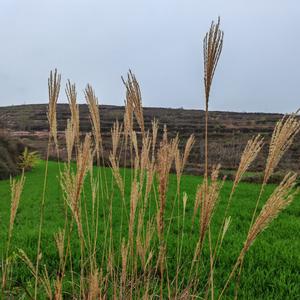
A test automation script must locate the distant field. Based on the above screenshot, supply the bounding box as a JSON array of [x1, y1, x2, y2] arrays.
[[0, 160, 300, 299]]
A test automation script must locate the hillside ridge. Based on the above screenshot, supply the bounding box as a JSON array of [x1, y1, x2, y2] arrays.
[[0, 104, 298, 176]]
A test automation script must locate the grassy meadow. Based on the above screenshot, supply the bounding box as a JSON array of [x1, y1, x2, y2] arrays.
[[0, 160, 300, 299]]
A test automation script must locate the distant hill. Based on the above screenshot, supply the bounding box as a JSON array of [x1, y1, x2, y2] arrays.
[[0, 104, 298, 178]]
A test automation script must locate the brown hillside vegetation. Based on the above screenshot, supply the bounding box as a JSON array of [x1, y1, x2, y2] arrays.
[[0, 104, 299, 179]]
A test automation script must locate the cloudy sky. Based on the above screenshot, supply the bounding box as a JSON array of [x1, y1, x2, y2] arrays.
[[0, 0, 299, 113]]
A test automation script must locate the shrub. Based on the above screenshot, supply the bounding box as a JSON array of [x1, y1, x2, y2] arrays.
[[18, 147, 40, 171]]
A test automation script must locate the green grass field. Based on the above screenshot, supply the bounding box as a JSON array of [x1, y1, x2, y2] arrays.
[[1, 160, 300, 299]]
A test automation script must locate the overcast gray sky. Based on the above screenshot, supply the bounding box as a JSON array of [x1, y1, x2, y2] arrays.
[[0, 0, 299, 113]]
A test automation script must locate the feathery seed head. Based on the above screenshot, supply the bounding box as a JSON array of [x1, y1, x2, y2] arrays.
[[204, 17, 223, 104]]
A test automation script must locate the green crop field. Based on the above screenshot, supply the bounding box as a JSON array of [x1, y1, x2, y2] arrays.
[[1, 160, 299, 299]]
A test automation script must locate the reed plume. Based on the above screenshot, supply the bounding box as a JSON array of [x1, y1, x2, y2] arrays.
[[192, 183, 205, 227], [144, 161, 155, 206], [85, 84, 102, 160], [54, 229, 65, 300], [156, 135, 178, 239], [122, 70, 145, 136], [61, 134, 93, 239], [109, 154, 124, 197], [47, 69, 61, 148], [219, 172, 298, 299], [199, 164, 224, 245], [250, 114, 300, 228], [111, 120, 123, 159], [136, 218, 154, 271], [121, 239, 129, 295], [234, 135, 264, 189], [109, 120, 125, 197], [9, 175, 25, 237], [87, 269, 101, 300], [204, 17, 223, 105], [264, 115, 300, 184], [203, 17, 223, 181], [151, 119, 159, 161], [140, 132, 152, 181], [175, 134, 195, 192], [123, 91, 134, 139], [66, 80, 80, 144], [2, 174, 25, 291], [65, 119, 75, 164], [129, 178, 139, 246], [244, 172, 298, 254]]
